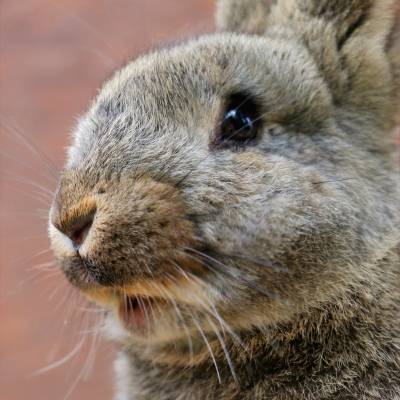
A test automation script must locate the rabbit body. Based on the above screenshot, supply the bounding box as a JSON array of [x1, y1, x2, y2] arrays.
[[49, 1, 400, 399]]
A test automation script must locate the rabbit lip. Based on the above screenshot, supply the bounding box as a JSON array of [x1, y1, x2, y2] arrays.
[[81, 283, 173, 332]]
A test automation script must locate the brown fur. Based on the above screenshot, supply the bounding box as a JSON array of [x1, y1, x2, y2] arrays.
[[49, 0, 400, 399]]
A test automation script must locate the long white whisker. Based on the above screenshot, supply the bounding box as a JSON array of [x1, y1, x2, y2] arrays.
[[190, 311, 222, 384], [0, 118, 59, 177], [31, 336, 86, 376], [82, 313, 106, 380], [62, 322, 95, 400], [183, 248, 282, 301], [206, 315, 238, 384], [169, 263, 245, 351], [154, 277, 194, 364], [26, 261, 57, 273], [2, 173, 54, 197], [0, 150, 56, 184]]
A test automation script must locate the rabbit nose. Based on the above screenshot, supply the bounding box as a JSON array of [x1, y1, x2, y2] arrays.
[[54, 208, 96, 249], [66, 213, 94, 248], [51, 189, 98, 249]]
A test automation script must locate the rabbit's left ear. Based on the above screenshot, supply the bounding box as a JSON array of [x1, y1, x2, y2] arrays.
[[277, 0, 400, 130], [216, 0, 273, 34]]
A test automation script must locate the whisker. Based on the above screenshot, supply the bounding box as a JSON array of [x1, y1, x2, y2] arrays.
[[168, 263, 245, 351], [26, 261, 57, 273], [2, 172, 54, 197], [190, 311, 222, 384], [0, 118, 59, 178], [3, 182, 53, 207], [154, 276, 194, 364], [136, 296, 151, 335], [206, 315, 238, 384], [0, 149, 56, 185], [82, 313, 106, 381], [183, 247, 284, 302], [63, 315, 101, 400], [31, 336, 86, 376], [77, 306, 106, 314], [18, 269, 60, 289], [51, 3, 124, 57], [76, 46, 117, 69]]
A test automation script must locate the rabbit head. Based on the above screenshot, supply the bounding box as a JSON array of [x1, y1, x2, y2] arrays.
[[49, 0, 400, 355]]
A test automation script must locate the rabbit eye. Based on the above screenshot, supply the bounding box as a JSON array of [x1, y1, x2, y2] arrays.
[[212, 93, 261, 149]]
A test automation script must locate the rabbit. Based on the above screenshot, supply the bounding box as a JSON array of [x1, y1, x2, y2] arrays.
[[48, 0, 400, 399]]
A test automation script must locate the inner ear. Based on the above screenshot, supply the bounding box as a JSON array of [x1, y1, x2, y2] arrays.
[[216, 0, 274, 35]]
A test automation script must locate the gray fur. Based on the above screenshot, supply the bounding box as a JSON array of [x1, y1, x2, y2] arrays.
[[49, 0, 400, 399]]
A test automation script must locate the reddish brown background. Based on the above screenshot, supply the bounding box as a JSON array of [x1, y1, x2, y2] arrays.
[[1, 1, 399, 400], [0, 1, 213, 399]]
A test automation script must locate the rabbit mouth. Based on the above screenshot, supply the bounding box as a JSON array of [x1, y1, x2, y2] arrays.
[[81, 285, 172, 333], [81, 272, 210, 334], [117, 294, 161, 332]]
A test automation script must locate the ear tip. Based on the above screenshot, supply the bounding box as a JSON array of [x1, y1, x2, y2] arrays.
[[215, 0, 273, 34]]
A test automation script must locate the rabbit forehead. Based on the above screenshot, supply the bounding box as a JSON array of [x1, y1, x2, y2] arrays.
[[68, 33, 329, 168], [99, 33, 327, 110]]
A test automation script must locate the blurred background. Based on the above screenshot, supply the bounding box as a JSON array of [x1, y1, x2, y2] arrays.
[[1, 1, 399, 400], [0, 1, 213, 399]]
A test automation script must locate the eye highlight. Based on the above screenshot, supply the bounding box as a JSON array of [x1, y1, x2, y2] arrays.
[[212, 93, 261, 149]]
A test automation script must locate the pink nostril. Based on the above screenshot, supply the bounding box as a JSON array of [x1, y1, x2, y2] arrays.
[[66, 213, 95, 249]]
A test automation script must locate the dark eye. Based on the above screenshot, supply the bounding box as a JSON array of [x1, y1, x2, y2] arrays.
[[212, 93, 261, 149]]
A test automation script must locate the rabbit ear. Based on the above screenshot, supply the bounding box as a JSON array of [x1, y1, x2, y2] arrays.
[[280, 1, 387, 46], [269, 0, 400, 131], [216, 0, 399, 132], [216, 0, 274, 34]]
